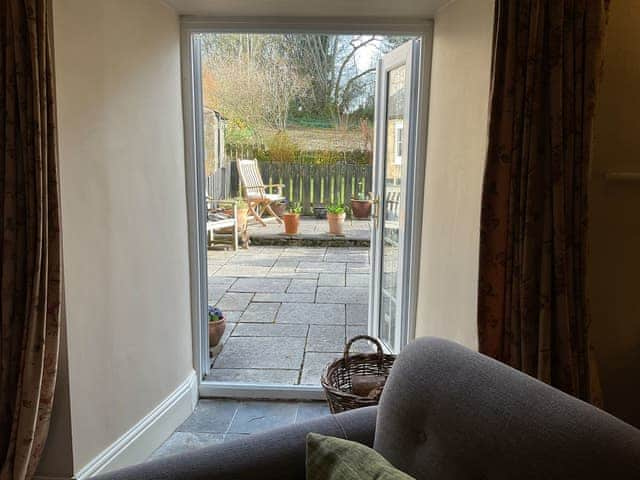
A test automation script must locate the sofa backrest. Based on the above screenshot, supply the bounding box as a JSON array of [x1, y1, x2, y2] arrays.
[[374, 337, 640, 479]]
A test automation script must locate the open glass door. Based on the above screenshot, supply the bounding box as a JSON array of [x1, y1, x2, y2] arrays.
[[370, 40, 421, 353]]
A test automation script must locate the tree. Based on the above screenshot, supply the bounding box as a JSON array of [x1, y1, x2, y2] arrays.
[[201, 34, 309, 134]]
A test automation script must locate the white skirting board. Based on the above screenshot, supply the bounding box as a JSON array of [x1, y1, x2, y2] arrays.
[[33, 370, 198, 480]]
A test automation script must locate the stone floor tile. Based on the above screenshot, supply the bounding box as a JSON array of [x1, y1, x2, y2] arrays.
[[150, 432, 225, 458], [223, 433, 251, 442], [208, 276, 236, 288], [208, 286, 227, 304], [227, 401, 299, 434], [212, 337, 305, 369], [297, 261, 346, 273], [205, 368, 299, 384], [176, 399, 239, 433], [316, 286, 368, 304], [227, 256, 278, 267], [253, 292, 316, 303], [306, 325, 346, 352], [229, 277, 291, 293], [300, 352, 341, 385], [266, 272, 319, 280], [317, 273, 346, 287], [215, 265, 271, 277], [346, 273, 370, 287], [276, 303, 345, 325], [238, 303, 280, 323], [346, 304, 368, 325], [346, 263, 370, 274], [216, 292, 254, 311], [224, 311, 242, 322], [295, 402, 331, 423], [287, 279, 317, 293], [232, 323, 308, 337]]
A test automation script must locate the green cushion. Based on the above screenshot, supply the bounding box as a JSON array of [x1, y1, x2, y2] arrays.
[[306, 432, 415, 480]]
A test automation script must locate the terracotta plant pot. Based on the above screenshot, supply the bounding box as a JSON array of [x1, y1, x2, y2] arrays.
[[327, 212, 346, 235], [350, 199, 372, 219], [209, 318, 226, 348], [283, 213, 300, 235]]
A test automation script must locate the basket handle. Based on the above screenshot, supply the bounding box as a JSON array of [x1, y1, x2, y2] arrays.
[[343, 335, 385, 369]]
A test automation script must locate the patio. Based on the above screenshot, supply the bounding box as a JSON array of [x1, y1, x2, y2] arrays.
[[206, 233, 372, 386]]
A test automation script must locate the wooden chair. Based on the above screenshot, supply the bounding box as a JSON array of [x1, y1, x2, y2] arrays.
[[237, 159, 285, 226]]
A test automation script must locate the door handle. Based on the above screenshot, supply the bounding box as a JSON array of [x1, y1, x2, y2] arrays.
[[371, 195, 380, 227]]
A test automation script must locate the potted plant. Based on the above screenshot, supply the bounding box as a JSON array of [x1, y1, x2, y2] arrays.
[[313, 203, 327, 219], [327, 203, 346, 235], [208, 306, 226, 348], [283, 203, 302, 235], [350, 185, 372, 219]]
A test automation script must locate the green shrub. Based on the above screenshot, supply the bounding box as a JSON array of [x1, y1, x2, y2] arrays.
[[327, 203, 346, 215]]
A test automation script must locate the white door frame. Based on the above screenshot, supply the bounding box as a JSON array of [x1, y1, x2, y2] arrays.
[[370, 39, 422, 353], [180, 17, 433, 399]]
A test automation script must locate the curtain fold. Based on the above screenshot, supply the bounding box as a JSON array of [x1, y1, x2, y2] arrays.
[[0, 0, 62, 478], [478, 0, 608, 402]]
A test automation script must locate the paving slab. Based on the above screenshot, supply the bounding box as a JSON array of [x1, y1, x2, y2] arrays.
[[266, 272, 319, 280], [229, 278, 291, 293], [238, 303, 280, 323], [277, 303, 345, 325], [346, 304, 368, 325], [300, 352, 341, 385], [316, 286, 369, 304], [208, 286, 227, 304], [232, 323, 308, 337], [227, 401, 299, 434], [346, 273, 370, 287], [208, 276, 236, 288], [215, 265, 271, 277], [212, 337, 305, 369], [205, 369, 299, 385], [253, 292, 315, 303], [216, 292, 254, 311], [297, 261, 346, 273], [306, 325, 346, 352], [227, 256, 278, 267], [347, 263, 370, 274], [318, 273, 346, 287], [287, 279, 317, 293]]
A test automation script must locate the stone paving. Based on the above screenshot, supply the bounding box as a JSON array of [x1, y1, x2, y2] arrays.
[[150, 399, 330, 459], [247, 217, 371, 243], [206, 244, 372, 385]]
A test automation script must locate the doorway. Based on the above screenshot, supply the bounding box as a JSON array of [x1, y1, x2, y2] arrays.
[[181, 19, 432, 399]]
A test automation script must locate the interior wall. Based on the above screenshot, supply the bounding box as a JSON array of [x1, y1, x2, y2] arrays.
[[50, 0, 193, 471], [415, 0, 494, 348], [588, 0, 640, 428]]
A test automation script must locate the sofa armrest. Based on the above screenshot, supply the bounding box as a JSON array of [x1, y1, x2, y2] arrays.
[[94, 406, 377, 480]]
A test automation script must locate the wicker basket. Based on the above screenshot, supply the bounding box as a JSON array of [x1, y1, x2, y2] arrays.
[[321, 335, 396, 413]]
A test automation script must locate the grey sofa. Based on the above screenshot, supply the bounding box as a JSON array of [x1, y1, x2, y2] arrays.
[[96, 338, 640, 479]]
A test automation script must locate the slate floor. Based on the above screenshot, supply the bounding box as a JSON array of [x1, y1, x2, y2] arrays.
[[150, 399, 330, 459], [207, 244, 372, 385]]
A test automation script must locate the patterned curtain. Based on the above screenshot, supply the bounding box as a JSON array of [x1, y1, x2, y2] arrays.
[[0, 0, 62, 478], [478, 0, 609, 402]]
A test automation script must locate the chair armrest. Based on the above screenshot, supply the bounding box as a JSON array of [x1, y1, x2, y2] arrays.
[[94, 406, 377, 480], [263, 184, 285, 195]]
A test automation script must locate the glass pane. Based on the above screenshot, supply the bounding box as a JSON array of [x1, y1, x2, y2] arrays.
[[379, 64, 406, 349]]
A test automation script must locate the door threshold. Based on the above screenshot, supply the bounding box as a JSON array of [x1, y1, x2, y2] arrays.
[[199, 381, 326, 401]]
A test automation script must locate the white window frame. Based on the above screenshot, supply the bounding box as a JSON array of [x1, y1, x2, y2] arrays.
[[180, 17, 433, 399]]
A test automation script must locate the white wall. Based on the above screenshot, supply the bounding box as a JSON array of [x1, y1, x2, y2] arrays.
[[415, 0, 495, 348], [588, 0, 640, 428], [40, 0, 194, 475]]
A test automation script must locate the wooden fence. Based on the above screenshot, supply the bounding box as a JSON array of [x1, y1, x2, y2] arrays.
[[228, 160, 372, 215]]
